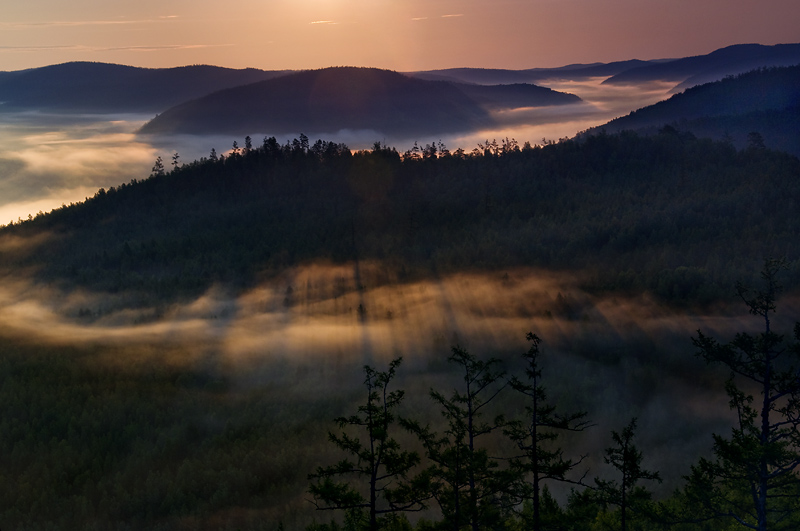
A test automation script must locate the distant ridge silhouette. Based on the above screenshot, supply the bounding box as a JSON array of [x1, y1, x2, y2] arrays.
[[138, 66, 581, 137], [583, 65, 800, 155], [602, 43, 800, 87], [0, 62, 291, 113]]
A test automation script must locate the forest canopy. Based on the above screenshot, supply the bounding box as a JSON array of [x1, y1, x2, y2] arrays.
[[2, 129, 799, 308]]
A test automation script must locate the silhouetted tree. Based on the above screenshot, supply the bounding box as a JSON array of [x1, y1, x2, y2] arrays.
[[685, 258, 800, 531], [403, 346, 512, 531], [595, 418, 661, 531], [747, 131, 766, 151], [151, 156, 165, 177], [308, 358, 427, 531], [505, 332, 592, 531]]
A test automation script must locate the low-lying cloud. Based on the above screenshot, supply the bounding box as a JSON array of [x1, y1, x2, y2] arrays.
[[0, 77, 677, 222], [0, 259, 786, 489]]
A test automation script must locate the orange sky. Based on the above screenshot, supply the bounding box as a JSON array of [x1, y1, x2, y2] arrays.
[[1, 0, 798, 72]]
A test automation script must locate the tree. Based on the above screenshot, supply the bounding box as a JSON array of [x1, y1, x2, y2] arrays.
[[308, 358, 427, 531], [403, 346, 512, 531], [685, 258, 800, 531], [151, 155, 165, 177], [171, 152, 180, 172], [594, 418, 661, 531], [504, 332, 592, 531]]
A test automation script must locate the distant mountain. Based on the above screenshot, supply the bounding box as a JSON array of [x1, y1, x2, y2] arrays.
[[409, 59, 659, 85], [0, 62, 292, 113], [603, 43, 800, 88], [584, 65, 800, 156], [138, 67, 581, 137]]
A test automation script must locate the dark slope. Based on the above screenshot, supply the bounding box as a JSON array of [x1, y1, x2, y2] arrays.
[[448, 82, 580, 109], [409, 59, 657, 85], [584, 66, 800, 155], [4, 132, 800, 308], [603, 43, 800, 86], [138, 67, 580, 137], [0, 62, 291, 113]]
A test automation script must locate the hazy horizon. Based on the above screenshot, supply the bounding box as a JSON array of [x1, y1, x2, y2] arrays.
[[0, 74, 677, 224], [1, 0, 798, 72]]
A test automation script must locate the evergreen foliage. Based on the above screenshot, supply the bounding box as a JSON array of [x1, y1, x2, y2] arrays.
[[594, 418, 662, 531], [3, 131, 800, 309], [504, 332, 592, 530], [308, 359, 428, 531], [684, 259, 800, 530], [402, 347, 513, 531]]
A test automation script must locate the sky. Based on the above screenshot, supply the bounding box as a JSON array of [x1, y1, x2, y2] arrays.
[[1, 0, 799, 72]]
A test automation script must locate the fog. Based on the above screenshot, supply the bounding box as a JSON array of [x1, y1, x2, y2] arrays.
[[0, 77, 743, 491], [0, 77, 676, 223], [1, 256, 792, 490]]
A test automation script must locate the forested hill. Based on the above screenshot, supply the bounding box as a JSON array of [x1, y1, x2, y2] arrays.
[[585, 65, 800, 156], [137, 67, 580, 137], [602, 43, 800, 86], [0, 62, 291, 113], [3, 131, 799, 308], [408, 59, 657, 85]]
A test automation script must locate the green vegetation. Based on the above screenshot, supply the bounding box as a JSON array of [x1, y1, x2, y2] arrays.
[[3, 259, 800, 529], [308, 359, 427, 531], [2, 127, 800, 529], [0, 339, 342, 530], [4, 130, 800, 311], [684, 259, 800, 530], [588, 65, 800, 156]]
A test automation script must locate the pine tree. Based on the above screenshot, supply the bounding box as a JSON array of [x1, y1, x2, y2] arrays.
[[504, 332, 592, 530], [403, 346, 512, 531], [594, 418, 661, 531], [685, 258, 800, 531], [308, 358, 427, 531]]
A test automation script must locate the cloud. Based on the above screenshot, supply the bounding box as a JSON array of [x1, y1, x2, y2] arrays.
[[441, 14, 465, 18], [102, 44, 234, 52], [411, 17, 428, 21], [310, 20, 338, 25], [0, 45, 85, 53], [0, 44, 233, 54], [0, 259, 769, 490], [1, 19, 169, 29], [0, 114, 157, 219]]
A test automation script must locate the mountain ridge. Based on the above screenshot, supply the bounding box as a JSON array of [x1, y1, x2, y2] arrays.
[[0, 61, 292, 113], [583, 65, 800, 155], [602, 43, 800, 87], [137, 66, 581, 137]]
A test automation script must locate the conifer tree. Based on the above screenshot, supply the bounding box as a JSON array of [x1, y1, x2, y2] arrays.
[[308, 358, 427, 531], [504, 332, 592, 531], [685, 258, 800, 531], [595, 418, 661, 531], [403, 346, 512, 531]]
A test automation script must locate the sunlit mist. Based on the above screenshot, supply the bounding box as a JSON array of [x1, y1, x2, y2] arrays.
[[0, 77, 677, 222]]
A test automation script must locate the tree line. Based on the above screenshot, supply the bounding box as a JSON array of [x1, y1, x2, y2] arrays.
[[2, 129, 800, 310], [307, 259, 800, 531]]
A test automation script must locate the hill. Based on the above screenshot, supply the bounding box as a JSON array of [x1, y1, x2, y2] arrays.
[[0, 62, 291, 113], [409, 59, 658, 85], [137, 67, 581, 137], [3, 131, 800, 310], [603, 43, 800, 87], [584, 65, 800, 155]]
